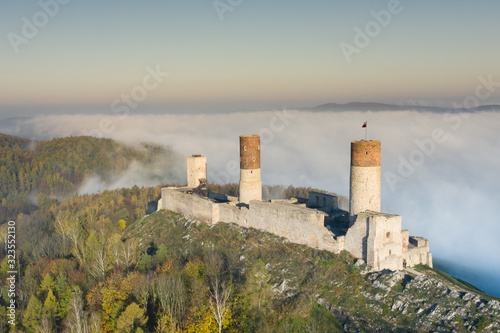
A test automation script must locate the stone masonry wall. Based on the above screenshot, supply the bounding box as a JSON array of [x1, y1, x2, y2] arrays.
[[159, 188, 213, 224], [159, 188, 339, 253], [344, 211, 403, 271]]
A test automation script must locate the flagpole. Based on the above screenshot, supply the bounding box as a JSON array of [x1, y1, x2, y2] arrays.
[[365, 126, 367, 140]]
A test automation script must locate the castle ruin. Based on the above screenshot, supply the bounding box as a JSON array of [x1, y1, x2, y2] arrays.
[[157, 136, 432, 271]]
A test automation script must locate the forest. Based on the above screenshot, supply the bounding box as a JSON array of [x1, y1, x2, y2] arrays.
[[0, 133, 175, 222]]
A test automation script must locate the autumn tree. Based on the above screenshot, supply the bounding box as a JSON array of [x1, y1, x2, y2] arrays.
[[64, 287, 89, 333], [23, 295, 43, 332], [116, 302, 147, 332], [153, 274, 187, 333]]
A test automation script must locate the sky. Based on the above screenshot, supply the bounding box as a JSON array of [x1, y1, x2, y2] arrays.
[[1, 0, 500, 110]]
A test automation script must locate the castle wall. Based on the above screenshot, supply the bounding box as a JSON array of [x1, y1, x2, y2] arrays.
[[344, 211, 403, 271], [246, 201, 337, 252], [403, 236, 433, 268], [159, 188, 431, 271], [159, 188, 338, 253], [404, 246, 433, 268], [401, 229, 409, 252], [307, 191, 338, 211], [159, 187, 213, 224]]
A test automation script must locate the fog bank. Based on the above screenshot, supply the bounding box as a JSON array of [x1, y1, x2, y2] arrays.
[[1, 110, 499, 296]]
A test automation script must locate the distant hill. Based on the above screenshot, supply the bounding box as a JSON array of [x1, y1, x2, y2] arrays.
[[305, 102, 500, 113], [0, 133, 181, 221]]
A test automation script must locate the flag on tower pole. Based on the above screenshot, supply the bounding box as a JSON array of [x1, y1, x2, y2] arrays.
[[362, 121, 367, 140]]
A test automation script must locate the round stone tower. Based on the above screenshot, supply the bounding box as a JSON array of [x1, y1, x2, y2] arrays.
[[349, 140, 381, 218], [187, 155, 207, 188], [239, 135, 262, 204]]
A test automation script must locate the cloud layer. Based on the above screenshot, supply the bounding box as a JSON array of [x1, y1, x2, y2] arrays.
[[1, 109, 499, 296]]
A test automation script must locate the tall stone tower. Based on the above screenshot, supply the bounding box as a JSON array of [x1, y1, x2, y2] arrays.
[[187, 155, 207, 188], [349, 140, 381, 218], [239, 135, 262, 204]]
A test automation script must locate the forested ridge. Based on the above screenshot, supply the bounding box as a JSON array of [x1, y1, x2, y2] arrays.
[[0, 133, 171, 221]]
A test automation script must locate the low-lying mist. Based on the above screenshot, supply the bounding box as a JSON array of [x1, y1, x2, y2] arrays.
[[1, 109, 499, 296]]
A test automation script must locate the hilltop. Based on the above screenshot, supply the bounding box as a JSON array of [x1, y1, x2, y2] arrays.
[[127, 209, 500, 332]]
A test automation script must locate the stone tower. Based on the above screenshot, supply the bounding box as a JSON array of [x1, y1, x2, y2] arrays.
[[187, 155, 207, 188], [349, 140, 381, 218], [239, 135, 262, 203]]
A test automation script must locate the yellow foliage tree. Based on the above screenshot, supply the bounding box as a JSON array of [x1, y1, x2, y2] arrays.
[[118, 219, 126, 230], [116, 302, 147, 333]]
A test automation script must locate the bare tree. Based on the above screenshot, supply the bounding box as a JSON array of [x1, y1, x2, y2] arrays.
[[206, 251, 232, 333], [56, 211, 85, 264], [88, 247, 108, 281], [37, 316, 53, 333], [65, 287, 89, 333], [153, 274, 186, 332], [209, 278, 232, 333], [107, 233, 123, 269], [89, 312, 102, 333], [121, 238, 138, 270], [132, 273, 151, 310]]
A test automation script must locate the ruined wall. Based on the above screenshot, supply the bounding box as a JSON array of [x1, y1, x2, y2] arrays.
[[245, 201, 337, 252], [403, 236, 433, 268], [401, 229, 409, 252], [307, 191, 338, 211], [405, 246, 433, 268], [159, 188, 431, 271], [349, 140, 381, 217], [159, 188, 338, 252], [344, 211, 403, 271], [159, 187, 213, 224]]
